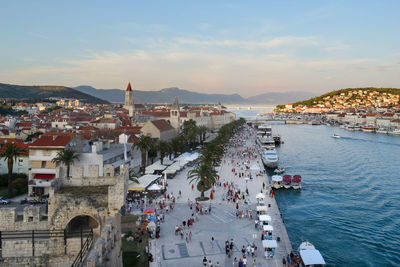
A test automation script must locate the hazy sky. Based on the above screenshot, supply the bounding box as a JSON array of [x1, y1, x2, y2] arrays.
[[1, 1, 399, 97]]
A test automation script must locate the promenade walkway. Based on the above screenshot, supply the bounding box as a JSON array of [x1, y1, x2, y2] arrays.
[[150, 125, 292, 267]]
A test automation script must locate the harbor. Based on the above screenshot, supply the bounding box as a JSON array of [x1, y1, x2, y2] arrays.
[[151, 123, 297, 267], [230, 108, 400, 266]]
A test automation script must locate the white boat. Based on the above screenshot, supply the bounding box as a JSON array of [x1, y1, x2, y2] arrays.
[[332, 133, 340, 138], [298, 242, 326, 267], [292, 175, 302, 189], [282, 174, 291, 189], [274, 166, 285, 174], [258, 136, 276, 150], [362, 125, 377, 132], [271, 175, 282, 189], [388, 129, 400, 135], [262, 149, 278, 168], [376, 128, 388, 134]]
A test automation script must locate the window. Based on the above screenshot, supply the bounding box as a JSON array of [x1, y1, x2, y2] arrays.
[[41, 161, 46, 168]]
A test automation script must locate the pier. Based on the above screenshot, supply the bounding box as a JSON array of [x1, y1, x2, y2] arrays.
[[151, 124, 292, 267]]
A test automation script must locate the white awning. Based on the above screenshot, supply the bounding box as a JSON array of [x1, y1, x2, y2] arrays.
[[250, 164, 260, 171], [262, 225, 274, 232], [256, 206, 268, 212], [256, 193, 266, 199], [147, 184, 162, 191], [262, 240, 278, 248], [299, 250, 326, 265], [259, 215, 271, 222], [128, 174, 161, 191]]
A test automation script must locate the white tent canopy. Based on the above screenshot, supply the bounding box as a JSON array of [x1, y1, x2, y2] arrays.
[[145, 161, 167, 174], [256, 206, 268, 212], [250, 164, 261, 171], [256, 193, 266, 199], [262, 225, 274, 232], [128, 174, 161, 191], [259, 215, 272, 222], [162, 169, 177, 175], [262, 240, 278, 248], [147, 184, 162, 191], [299, 250, 326, 265]]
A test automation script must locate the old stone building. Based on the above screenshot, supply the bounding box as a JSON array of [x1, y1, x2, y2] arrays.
[[0, 164, 128, 267]]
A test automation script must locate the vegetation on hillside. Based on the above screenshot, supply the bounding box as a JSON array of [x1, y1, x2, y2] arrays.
[[291, 87, 400, 107]]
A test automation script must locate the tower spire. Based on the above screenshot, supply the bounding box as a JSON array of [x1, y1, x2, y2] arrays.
[[126, 82, 132, 92]]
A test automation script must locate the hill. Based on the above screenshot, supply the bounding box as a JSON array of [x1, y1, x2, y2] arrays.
[[0, 83, 109, 104], [74, 85, 312, 105], [291, 87, 400, 107]]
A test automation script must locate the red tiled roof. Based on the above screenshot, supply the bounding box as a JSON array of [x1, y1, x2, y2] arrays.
[[141, 111, 170, 118], [30, 135, 73, 147], [151, 120, 174, 132]]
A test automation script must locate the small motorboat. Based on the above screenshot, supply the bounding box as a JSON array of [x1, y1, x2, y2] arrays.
[[298, 241, 326, 266], [271, 175, 282, 189], [292, 175, 302, 189], [274, 166, 285, 174], [282, 174, 292, 189], [332, 133, 340, 138]]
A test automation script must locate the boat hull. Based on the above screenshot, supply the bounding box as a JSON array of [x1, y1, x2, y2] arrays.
[[292, 184, 301, 189]]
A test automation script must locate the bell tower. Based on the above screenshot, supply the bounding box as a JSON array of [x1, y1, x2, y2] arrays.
[[170, 97, 180, 133], [124, 82, 134, 117]]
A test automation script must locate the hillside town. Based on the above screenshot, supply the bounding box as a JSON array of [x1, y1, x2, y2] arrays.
[[274, 89, 400, 131]]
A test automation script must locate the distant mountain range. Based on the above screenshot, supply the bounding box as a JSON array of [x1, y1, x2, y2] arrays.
[[0, 83, 108, 104], [74, 85, 315, 105]]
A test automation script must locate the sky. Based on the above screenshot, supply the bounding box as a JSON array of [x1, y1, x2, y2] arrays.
[[0, 0, 400, 97]]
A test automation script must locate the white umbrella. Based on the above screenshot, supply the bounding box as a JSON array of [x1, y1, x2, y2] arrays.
[[262, 239, 278, 248]]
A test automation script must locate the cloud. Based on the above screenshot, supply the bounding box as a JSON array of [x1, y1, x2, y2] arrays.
[[172, 36, 318, 49], [324, 44, 350, 51], [1, 36, 398, 97]]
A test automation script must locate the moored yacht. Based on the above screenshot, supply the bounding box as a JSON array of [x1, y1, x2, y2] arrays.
[[271, 175, 282, 189], [362, 125, 377, 132], [298, 242, 326, 267], [274, 166, 285, 174], [258, 136, 276, 150], [388, 129, 400, 135], [376, 128, 388, 134], [262, 149, 278, 168]]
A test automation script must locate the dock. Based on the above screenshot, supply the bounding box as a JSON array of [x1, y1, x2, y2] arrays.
[[151, 124, 293, 267]]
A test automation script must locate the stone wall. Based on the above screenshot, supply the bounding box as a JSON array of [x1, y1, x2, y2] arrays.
[[0, 206, 48, 231], [84, 215, 122, 267]]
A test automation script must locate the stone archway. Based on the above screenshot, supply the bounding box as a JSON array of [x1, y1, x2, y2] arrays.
[[65, 215, 100, 236]]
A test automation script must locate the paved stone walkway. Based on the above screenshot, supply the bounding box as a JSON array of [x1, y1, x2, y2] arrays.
[[150, 125, 292, 267]]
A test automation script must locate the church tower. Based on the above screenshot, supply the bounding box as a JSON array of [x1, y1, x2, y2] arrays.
[[170, 97, 180, 134], [124, 82, 134, 117]]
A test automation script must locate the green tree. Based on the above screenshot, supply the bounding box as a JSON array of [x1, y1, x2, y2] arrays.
[[197, 126, 208, 145], [52, 149, 79, 177], [0, 143, 27, 197], [12, 177, 27, 195], [158, 141, 170, 165], [187, 161, 217, 199], [132, 135, 153, 174]]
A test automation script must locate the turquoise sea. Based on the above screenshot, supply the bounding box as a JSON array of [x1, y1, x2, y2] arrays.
[[231, 109, 400, 266]]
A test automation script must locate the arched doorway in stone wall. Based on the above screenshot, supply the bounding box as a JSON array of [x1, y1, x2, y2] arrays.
[[65, 215, 100, 237]]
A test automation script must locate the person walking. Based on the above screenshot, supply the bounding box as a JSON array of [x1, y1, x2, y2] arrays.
[[210, 236, 215, 248]]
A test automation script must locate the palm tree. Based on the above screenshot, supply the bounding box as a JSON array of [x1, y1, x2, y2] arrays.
[[132, 135, 153, 174], [52, 149, 79, 178], [0, 143, 27, 197], [158, 141, 170, 165], [187, 161, 217, 198], [197, 126, 208, 145]]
